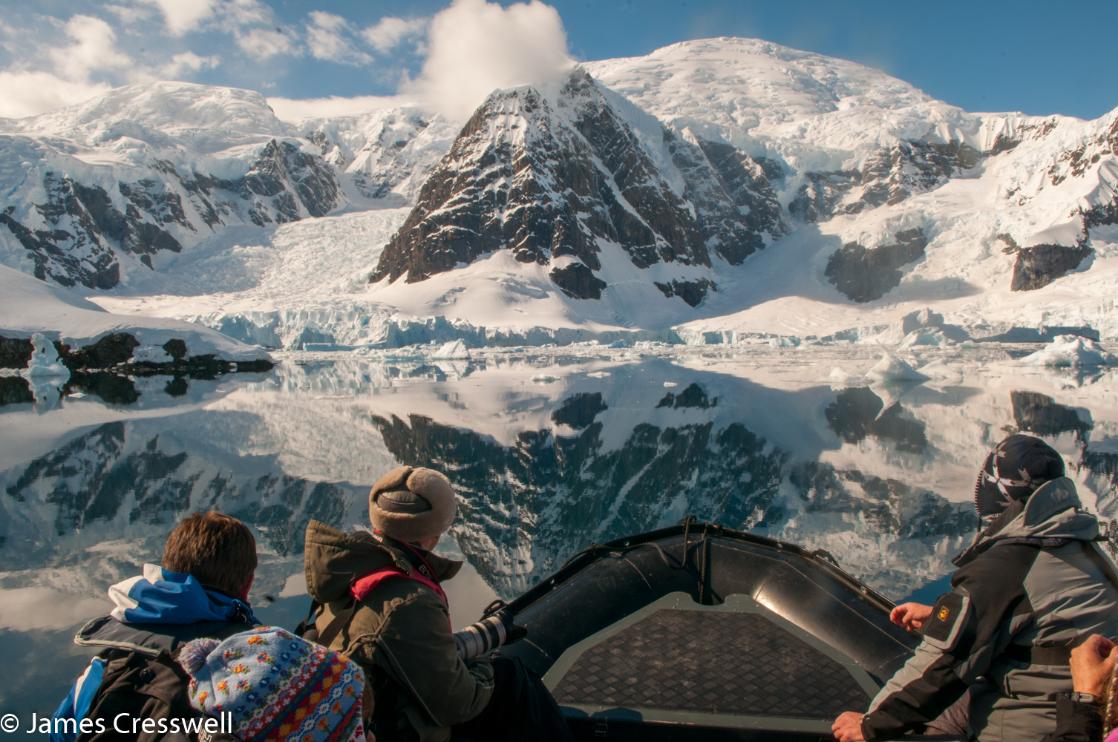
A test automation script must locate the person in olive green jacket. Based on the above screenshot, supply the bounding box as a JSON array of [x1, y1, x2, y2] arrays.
[[303, 465, 572, 742]]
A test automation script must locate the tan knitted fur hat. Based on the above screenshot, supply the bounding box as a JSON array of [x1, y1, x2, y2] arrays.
[[369, 466, 457, 543]]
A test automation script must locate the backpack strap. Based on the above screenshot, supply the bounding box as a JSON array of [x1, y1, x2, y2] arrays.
[[315, 600, 360, 649], [294, 600, 323, 640], [351, 566, 448, 607]]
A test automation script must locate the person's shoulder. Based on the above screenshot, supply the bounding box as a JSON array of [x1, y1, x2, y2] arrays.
[[357, 576, 446, 617], [953, 542, 1041, 591]]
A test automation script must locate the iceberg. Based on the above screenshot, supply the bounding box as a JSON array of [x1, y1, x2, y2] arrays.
[[864, 352, 928, 383], [1020, 335, 1118, 368]]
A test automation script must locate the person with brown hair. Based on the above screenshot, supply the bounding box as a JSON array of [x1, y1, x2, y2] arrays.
[[50, 511, 261, 742]]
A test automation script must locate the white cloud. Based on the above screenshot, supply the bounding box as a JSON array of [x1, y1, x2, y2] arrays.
[[362, 16, 428, 54], [160, 51, 220, 79], [104, 3, 156, 26], [306, 11, 372, 66], [222, 0, 273, 28], [405, 0, 573, 120], [267, 94, 409, 122], [49, 15, 133, 82], [0, 71, 112, 119], [142, 0, 219, 36], [236, 27, 296, 60]]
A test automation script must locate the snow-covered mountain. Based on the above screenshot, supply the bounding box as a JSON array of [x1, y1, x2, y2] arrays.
[[2, 38, 1117, 347], [294, 107, 458, 206], [370, 69, 785, 309], [0, 83, 344, 289]]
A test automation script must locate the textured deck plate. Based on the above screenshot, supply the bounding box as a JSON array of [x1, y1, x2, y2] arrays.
[[544, 592, 879, 731]]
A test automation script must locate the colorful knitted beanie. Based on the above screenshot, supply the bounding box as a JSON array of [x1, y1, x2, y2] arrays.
[[178, 626, 366, 742]]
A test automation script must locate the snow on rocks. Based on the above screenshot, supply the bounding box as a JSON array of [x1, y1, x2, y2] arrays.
[[5, 41, 1118, 352], [0, 265, 271, 371], [1020, 335, 1118, 368]]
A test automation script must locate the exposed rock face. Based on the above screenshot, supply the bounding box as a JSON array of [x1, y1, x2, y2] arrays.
[[1010, 243, 1093, 291], [1049, 115, 1118, 185], [788, 171, 860, 223], [1, 137, 340, 290], [1084, 199, 1118, 230], [666, 131, 786, 265], [300, 108, 457, 204], [825, 229, 928, 302], [0, 332, 272, 376], [657, 383, 717, 409], [60, 332, 140, 370], [237, 139, 340, 223], [550, 263, 607, 300], [791, 142, 980, 222], [0, 336, 33, 369], [691, 140, 786, 244], [654, 278, 717, 307], [370, 68, 783, 299], [1, 197, 120, 289]]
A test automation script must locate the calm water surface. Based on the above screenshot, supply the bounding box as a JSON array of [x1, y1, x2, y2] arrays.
[[1, 348, 1115, 719]]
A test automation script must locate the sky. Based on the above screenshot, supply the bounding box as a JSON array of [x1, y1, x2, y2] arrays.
[[0, 0, 1114, 121]]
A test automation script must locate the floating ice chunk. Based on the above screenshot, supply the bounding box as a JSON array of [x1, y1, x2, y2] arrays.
[[829, 367, 859, 385], [130, 344, 174, 364], [864, 352, 928, 383], [1020, 335, 1118, 368], [899, 328, 952, 349], [430, 339, 471, 360], [663, 381, 678, 388], [24, 333, 70, 380]]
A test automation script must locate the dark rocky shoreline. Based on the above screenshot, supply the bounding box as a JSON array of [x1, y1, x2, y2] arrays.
[[0, 332, 273, 375]]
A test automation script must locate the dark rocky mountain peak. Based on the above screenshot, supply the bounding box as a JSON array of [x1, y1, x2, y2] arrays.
[[369, 68, 785, 303]]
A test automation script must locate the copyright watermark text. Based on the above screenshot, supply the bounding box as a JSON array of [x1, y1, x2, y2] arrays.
[[0, 712, 233, 735]]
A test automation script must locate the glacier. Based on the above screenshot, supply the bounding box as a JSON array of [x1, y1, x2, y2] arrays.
[[0, 38, 1115, 353]]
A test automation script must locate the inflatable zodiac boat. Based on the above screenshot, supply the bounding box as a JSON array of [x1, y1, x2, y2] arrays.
[[498, 519, 924, 741]]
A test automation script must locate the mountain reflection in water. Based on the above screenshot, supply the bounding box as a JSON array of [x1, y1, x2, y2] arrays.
[[0, 352, 1115, 717]]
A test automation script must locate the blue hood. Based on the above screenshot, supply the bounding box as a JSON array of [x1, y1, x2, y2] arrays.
[[108, 563, 258, 626]]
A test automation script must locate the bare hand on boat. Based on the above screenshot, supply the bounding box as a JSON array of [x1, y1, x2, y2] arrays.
[[889, 601, 933, 632], [831, 711, 865, 741], [1070, 633, 1118, 696]]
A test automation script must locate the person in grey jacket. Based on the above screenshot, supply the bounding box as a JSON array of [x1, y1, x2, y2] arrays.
[[832, 434, 1118, 742]]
